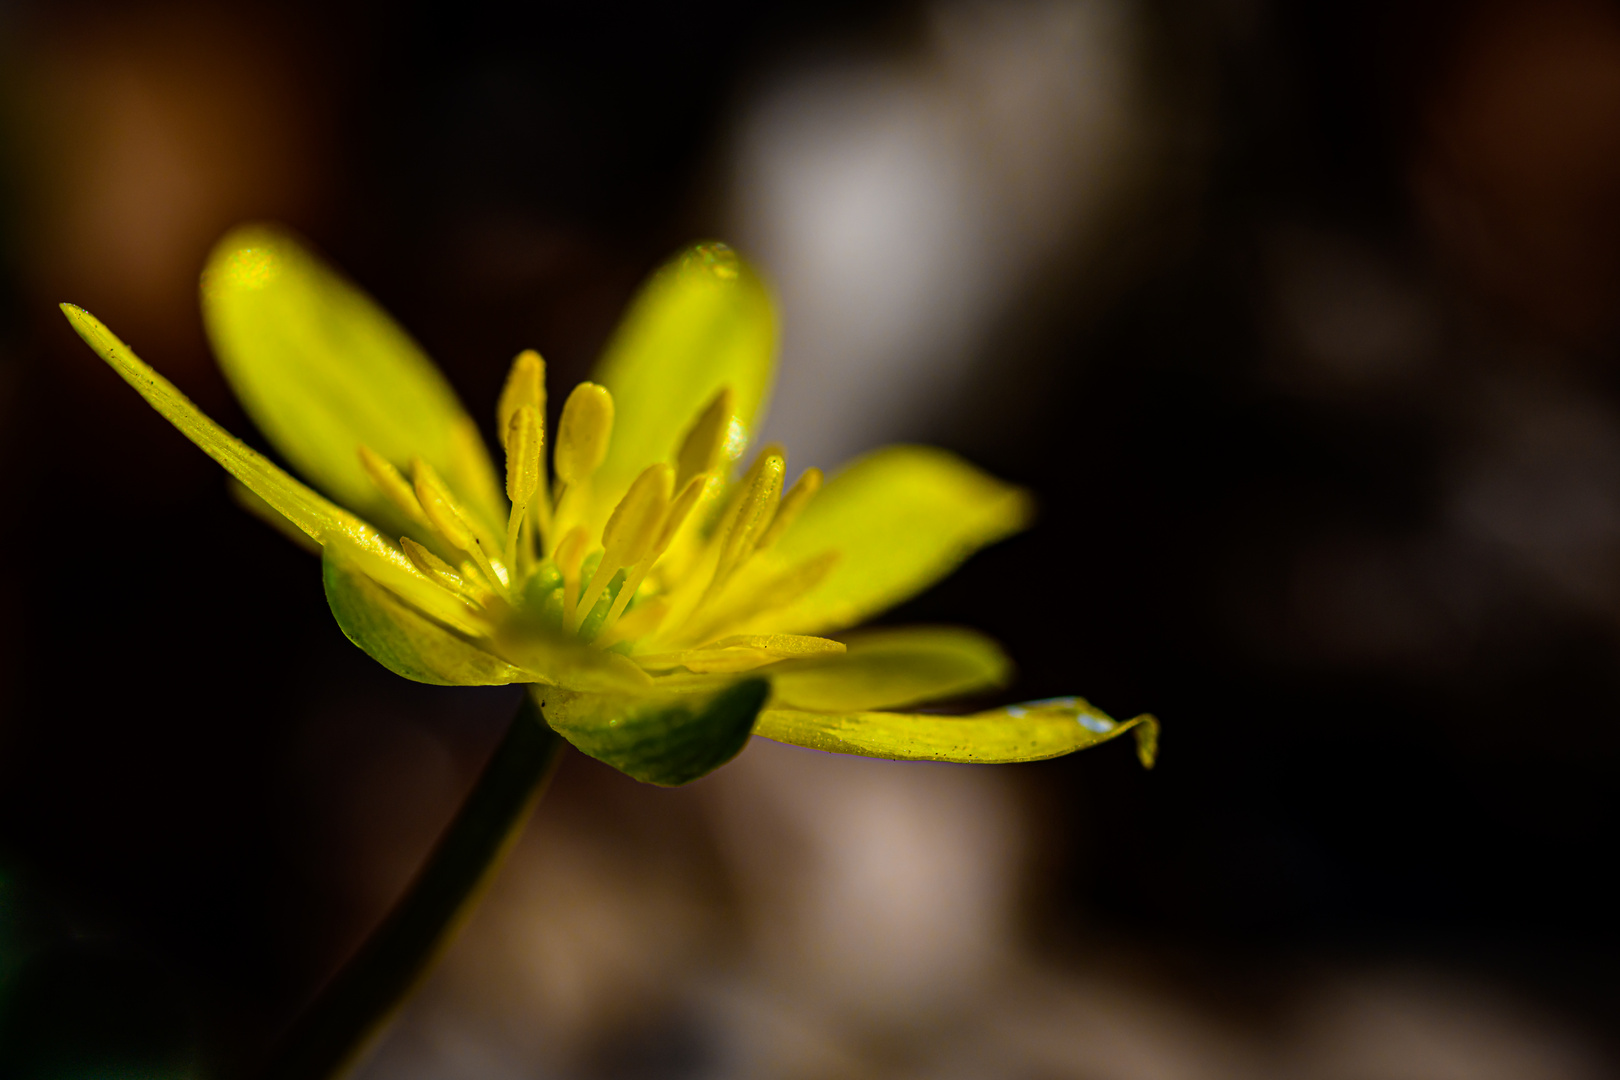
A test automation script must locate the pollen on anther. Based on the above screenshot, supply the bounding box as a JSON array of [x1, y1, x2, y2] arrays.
[[505, 406, 542, 505], [675, 388, 734, 488], [413, 465, 475, 553], [359, 445, 428, 526], [603, 463, 673, 566], [757, 467, 821, 552], [555, 383, 613, 486], [497, 350, 545, 449]]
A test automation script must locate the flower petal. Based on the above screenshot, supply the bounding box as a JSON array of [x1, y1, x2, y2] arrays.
[[589, 243, 776, 528], [537, 679, 770, 785], [323, 553, 533, 686], [63, 304, 505, 644], [62, 304, 401, 557], [755, 696, 1157, 766], [635, 634, 845, 674], [768, 626, 1011, 711], [763, 446, 1033, 634], [200, 225, 505, 536]]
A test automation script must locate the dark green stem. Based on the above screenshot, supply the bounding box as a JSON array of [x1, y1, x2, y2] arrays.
[[260, 692, 563, 1080]]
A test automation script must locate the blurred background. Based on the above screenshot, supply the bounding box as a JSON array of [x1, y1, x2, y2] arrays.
[[1, 0, 1618, 1076]]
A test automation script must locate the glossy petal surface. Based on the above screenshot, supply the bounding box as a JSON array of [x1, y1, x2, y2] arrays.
[[590, 243, 775, 528], [756, 697, 1157, 765], [768, 626, 1011, 711], [765, 446, 1033, 634], [201, 226, 504, 535], [538, 680, 770, 785]]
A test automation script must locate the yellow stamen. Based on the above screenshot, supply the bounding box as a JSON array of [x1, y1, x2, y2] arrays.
[[680, 549, 839, 644], [708, 441, 783, 536], [602, 463, 674, 566], [504, 405, 542, 568], [554, 382, 613, 487], [594, 472, 708, 641], [358, 445, 430, 528], [675, 388, 734, 488], [498, 350, 555, 550], [654, 472, 709, 555], [414, 459, 507, 598], [710, 449, 785, 596], [401, 536, 492, 606], [553, 381, 613, 539], [554, 524, 590, 630], [756, 467, 821, 553], [575, 463, 672, 632], [497, 349, 545, 448], [651, 448, 782, 638]]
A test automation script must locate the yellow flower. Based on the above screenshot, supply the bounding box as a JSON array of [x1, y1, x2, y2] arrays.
[[62, 227, 1155, 784]]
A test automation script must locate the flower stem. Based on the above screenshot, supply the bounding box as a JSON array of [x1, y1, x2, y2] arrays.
[[260, 691, 563, 1080]]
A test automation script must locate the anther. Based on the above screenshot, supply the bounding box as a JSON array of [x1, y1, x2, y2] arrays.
[[575, 463, 672, 632], [413, 461, 474, 552], [555, 382, 613, 487], [414, 459, 507, 597], [401, 536, 491, 606], [504, 404, 542, 566], [712, 450, 785, 592], [497, 350, 553, 550], [597, 471, 707, 640], [497, 350, 545, 449], [655, 472, 708, 554], [712, 441, 784, 533], [755, 467, 821, 553], [603, 464, 674, 568], [505, 407, 542, 505], [359, 445, 429, 527], [675, 388, 735, 488], [681, 549, 840, 646], [670, 449, 786, 639]]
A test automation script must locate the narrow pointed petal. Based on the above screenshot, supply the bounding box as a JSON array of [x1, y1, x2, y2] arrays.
[[755, 697, 1158, 766], [764, 446, 1033, 635], [200, 226, 505, 536], [589, 243, 775, 528], [323, 554, 533, 686], [768, 626, 1012, 712], [538, 679, 770, 785], [63, 304, 402, 559], [62, 304, 490, 647]]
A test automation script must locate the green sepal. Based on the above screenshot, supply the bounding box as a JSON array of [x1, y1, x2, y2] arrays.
[[536, 679, 770, 786], [322, 551, 532, 686]]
